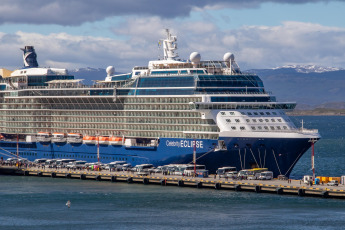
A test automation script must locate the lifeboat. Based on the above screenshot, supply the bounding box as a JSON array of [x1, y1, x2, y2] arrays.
[[67, 133, 83, 144], [83, 135, 97, 145], [51, 132, 67, 143], [109, 136, 124, 145], [36, 132, 51, 142], [98, 136, 109, 145]]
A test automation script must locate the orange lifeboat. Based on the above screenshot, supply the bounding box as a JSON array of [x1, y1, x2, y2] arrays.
[[67, 133, 83, 144], [98, 136, 109, 145], [83, 135, 97, 145], [109, 136, 124, 145]]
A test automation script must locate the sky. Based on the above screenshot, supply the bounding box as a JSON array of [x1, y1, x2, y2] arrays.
[[0, 0, 345, 72]]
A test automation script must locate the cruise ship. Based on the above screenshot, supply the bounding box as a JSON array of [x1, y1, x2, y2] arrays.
[[0, 30, 320, 177]]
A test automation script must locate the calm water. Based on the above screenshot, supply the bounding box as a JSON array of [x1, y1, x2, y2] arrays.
[[0, 116, 344, 230]]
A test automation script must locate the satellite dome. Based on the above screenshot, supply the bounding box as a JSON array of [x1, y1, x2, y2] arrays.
[[223, 52, 235, 62], [106, 66, 115, 76], [190, 52, 201, 63]]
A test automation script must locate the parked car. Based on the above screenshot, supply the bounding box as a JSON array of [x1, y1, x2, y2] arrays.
[[121, 163, 132, 171], [216, 167, 237, 178], [258, 171, 274, 180], [327, 180, 339, 186], [226, 171, 238, 179], [34, 158, 47, 164], [66, 160, 87, 169]]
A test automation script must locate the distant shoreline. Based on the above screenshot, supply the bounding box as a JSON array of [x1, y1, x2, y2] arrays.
[[287, 108, 345, 116]]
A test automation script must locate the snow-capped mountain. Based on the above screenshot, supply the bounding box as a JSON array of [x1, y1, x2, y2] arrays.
[[272, 65, 344, 73]]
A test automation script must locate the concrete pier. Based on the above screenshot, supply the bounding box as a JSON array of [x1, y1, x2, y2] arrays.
[[1, 166, 345, 199]]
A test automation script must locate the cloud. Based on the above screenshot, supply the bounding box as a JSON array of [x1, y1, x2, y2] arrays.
[[0, 0, 340, 26], [1, 20, 345, 73]]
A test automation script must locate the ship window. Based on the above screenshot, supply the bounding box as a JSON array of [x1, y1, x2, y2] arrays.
[[248, 112, 252, 115], [251, 126, 256, 130], [235, 119, 240, 123], [270, 126, 275, 130], [277, 126, 281, 130], [260, 112, 264, 115], [240, 112, 245, 115], [221, 112, 225, 115], [230, 112, 235, 115], [265, 119, 269, 122], [240, 126, 245, 130], [246, 119, 250, 122], [277, 119, 282, 122], [266, 112, 271, 115], [273, 112, 277, 115], [258, 126, 262, 130], [283, 126, 288, 130], [259, 119, 263, 122], [226, 119, 231, 122], [254, 112, 258, 115], [231, 126, 236, 130], [252, 119, 257, 122], [271, 119, 275, 122], [264, 126, 268, 130]]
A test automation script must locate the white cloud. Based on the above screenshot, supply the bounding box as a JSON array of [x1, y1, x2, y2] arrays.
[[1, 20, 345, 72]]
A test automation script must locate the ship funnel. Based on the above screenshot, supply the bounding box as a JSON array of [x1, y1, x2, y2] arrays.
[[20, 46, 39, 68]]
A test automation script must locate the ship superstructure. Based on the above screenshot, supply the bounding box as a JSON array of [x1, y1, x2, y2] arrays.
[[0, 30, 320, 176]]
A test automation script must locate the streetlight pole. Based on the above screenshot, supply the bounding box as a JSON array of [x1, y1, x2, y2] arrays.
[[309, 138, 317, 182], [193, 139, 196, 175]]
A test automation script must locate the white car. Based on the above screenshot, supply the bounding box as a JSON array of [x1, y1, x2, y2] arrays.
[[258, 171, 273, 180]]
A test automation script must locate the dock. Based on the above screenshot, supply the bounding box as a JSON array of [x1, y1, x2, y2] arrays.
[[1, 166, 345, 199]]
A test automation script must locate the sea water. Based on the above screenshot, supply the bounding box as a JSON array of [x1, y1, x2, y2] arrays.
[[0, 116, 344, 230]]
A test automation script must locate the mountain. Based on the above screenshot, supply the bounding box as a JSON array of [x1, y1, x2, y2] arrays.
[[272, 65, 344, 74], [69, 67, 107, 85], [247, 66, 345, 108]]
